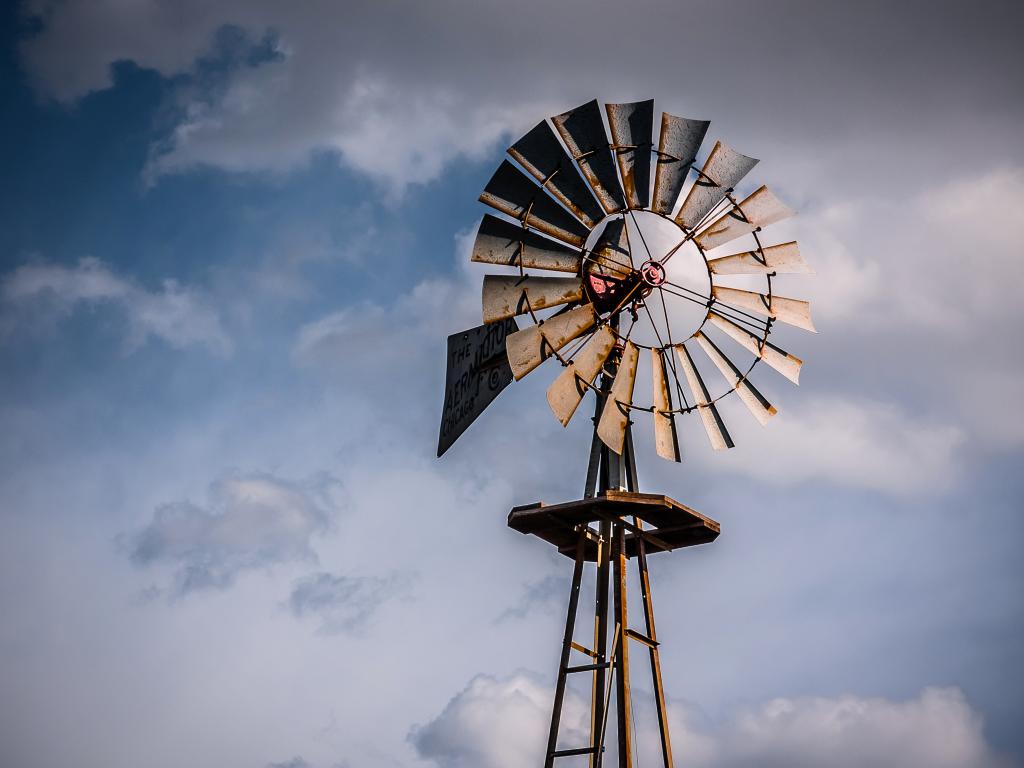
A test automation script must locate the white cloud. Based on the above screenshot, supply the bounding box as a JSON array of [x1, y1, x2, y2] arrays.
[[714, 395, 964, 494], [410, 672, 589, 768], [1, 257, 233, 355], [127, 470, 339, 594], [803, 168, 1024, 333], [413, 675, 1013, 768]]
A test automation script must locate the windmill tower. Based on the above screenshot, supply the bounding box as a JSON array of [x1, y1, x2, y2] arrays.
[[438, 99, 813, 767]]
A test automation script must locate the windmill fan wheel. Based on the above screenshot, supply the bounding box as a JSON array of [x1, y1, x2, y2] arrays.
[[472, 98, 815, 461]]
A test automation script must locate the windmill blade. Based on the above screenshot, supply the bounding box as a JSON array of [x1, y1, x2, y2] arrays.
[[651, 113, 709, 215], [606, 100, 654, 210], [551, 99, 626, 214], [596, 340, 639, 454], [708, 312, 802, 384], [480, 160, 590, 247], [505, 304, 597, 381], [676, 141, 758, 230], [471, 214, 582, 274], [651, 347, 681, 462], [696, 186, 795, 251], [508, 121, 604, 227], [437, 319, 518, 457], [694, 331, 777, 426], [712, 286, 816, 332], [589, 218, 632, 276], [482, 275, 583, 324], [546, 325, 616, 426], [674, 343, 734, 451], [708, 241, 809, 275]]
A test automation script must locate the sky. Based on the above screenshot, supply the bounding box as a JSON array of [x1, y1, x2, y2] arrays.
[[1, 1, 1022, 767]]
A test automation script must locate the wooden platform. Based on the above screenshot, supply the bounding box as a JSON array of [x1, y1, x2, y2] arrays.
[[508, 490, 720, 560]]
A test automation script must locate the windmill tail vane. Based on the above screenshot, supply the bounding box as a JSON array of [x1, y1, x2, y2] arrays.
[[436, 97, 814, 767]]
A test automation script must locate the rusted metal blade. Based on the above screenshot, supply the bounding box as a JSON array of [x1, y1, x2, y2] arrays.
[[509, 120, 604, 228], [674, 343, 734, 451], [590, 218, 632, 276], [482, 275, 583, 324], [676, 141, 758, 230], [597, 340, 640, 454], [651, 113, 709, 215], [551, 99, 626, 215], [437, 319, 518, 457], [708, 312, 802, 384], [471, 214, 582, 274], [696, 186, 795, 251], [694, 331, 776, 426], [606, 100, 654, 210], [480, 160, 590, 247], [651, 348, 681, 461], [712, 286, 816, 332], [546, 325, 616, 426], [505, 304, 597, 381], [708, 241, 808, 275]]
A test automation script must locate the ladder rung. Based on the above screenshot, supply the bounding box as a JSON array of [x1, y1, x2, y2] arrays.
[[570, 641, 596, 658], [551, 746, 597, 757], [565, 662, 610, 673], [625, 628, 659, 648]]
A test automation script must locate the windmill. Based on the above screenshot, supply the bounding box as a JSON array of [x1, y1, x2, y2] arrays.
[[438, 98, 813, 767]]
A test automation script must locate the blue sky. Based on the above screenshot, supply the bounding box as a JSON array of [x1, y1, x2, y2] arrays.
[[1, 2, 1022, 767]]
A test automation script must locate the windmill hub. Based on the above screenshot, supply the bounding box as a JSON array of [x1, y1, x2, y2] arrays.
[[640, 259, 666, 286]]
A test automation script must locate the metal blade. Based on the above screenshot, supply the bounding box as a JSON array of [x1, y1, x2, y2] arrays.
[[712, 286, 816, 332], [696, 186, 795, 251], [589, 218, 632, 277], [597, 340, 639, 454], [551, 99, 626, 215], [480, 160, 590, 247], [508, 120, 604, 227], [471, 214, 582, 274], [546, 325, 616, 426], [437, 319, 518, 457], [605, 100, 654, 210], [694, 331, 776, 426], [708, 312, 802, 384], [651, 113, 709, 215], [676, 141, 758, 230], [651, 347, 681, 461], [505, 304, 597, 381], [482, 275, 583, 324], [674, 342, 734, 451], [708, 241, 808, 275]]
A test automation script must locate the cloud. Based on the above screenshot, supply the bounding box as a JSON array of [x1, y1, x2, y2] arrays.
[[1, 257, 232, 355], [126, 471, 338, 595], [266, 759, 310, 768], [714, 395, 964, 494], [287, 570, 412, 635], [409, 673, 589, 768], [495, 575, 565, 623], [412, 675, 1013, 768], [20, 3, 1022, 194]]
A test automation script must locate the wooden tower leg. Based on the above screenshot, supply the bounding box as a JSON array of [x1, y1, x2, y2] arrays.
[[545, 529, 588, 768], [635, 521, 674, 767], [613, 522, 633, 767], [591, 519, 610, 767]]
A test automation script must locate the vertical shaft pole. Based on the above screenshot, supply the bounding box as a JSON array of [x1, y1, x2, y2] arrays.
[[545, 529, 588, 768], [613, 522, 633, 767]]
